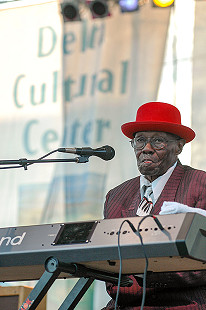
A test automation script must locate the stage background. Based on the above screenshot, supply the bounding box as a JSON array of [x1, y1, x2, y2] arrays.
[[0, 0, 205, 309]]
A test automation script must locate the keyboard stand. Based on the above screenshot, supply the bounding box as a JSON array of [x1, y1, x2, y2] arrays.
[[19, 256, 133, 310]]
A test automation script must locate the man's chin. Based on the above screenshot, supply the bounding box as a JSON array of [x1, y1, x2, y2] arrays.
[[138, 166, 160, 177]]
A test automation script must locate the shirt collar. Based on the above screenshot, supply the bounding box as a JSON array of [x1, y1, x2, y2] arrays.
[[140, 161, 177, 204]]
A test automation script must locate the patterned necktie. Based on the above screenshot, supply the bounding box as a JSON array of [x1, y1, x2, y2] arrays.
[[136, 184, 153, 216]]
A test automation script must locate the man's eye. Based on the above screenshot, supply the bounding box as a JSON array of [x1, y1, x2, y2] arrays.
[[154, 138, 165, 143], [136, 137, 146, 142]]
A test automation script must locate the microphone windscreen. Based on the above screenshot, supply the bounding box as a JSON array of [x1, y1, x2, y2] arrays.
[[95, 145, 115, 161]]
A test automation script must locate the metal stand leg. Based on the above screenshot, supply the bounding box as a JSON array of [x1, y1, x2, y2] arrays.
[[58, 277, 94, 310], [19, 267, 61, 310]]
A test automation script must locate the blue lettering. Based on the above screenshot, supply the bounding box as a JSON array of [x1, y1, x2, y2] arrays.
[[30, 84, 46, 105], [71, 120, 81, 145], [96, 119, 111, 142], [98, 70, 113, 93], [13, 75, 25, 108], [23, 120, 38, 155], [13, 71, 59, 108], [38, 26, 57, 57], [82, 121, 92, 144], [65, 69, 113, 101], [120, 60, 129, 94], [23, 120, 60, 154], [42, 130, 58, 152], [63, 32, 76, 55], [73, 75, 87, 99], [81, 20, 105, 52], [64, 76, 75, 102], [68, 119, 111, 145], [90, 74, 97, 96]]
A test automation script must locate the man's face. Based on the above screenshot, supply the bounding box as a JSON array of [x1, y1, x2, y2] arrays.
[[133, 131, 184, 182]]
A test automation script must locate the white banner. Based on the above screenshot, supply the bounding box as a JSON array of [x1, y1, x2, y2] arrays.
[[0, 0, 63, 225], [0, 1, 170, 309]]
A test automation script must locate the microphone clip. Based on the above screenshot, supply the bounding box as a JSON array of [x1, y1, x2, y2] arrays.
[[76, 156, 89, 163]]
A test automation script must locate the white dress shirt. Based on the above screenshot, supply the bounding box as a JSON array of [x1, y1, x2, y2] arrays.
[[140, 162, 177, 205]]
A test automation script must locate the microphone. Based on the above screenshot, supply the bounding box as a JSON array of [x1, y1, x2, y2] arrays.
[[58, 145, 115, 161]]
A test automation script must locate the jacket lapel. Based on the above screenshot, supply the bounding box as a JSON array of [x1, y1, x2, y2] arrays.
[[121, 178, 141, 217], [153, 163, 185, 214]]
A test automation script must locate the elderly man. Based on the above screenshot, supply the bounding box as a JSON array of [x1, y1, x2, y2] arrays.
[[103, 102, 206, 310]]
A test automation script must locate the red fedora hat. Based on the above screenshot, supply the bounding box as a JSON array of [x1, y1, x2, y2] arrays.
[[121, 102, 195, 143]]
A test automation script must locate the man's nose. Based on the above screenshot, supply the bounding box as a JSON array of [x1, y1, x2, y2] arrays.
[[142, 142, 155, 152]]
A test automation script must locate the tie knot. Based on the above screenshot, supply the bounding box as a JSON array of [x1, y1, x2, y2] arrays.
[[143, 184, 153, 198]]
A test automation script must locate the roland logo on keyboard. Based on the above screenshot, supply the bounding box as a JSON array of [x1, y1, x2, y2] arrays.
[[0, 232, 26, 246]]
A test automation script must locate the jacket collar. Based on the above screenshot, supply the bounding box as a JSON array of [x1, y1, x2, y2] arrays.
[[121, 162, 185, 217]]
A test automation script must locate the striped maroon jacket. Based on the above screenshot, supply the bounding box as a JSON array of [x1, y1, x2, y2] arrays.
[[102, 162, 206, 310]]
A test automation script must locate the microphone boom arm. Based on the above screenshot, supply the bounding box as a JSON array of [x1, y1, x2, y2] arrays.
[[0, 153, 89, 170], [0, 145, 115, 170]]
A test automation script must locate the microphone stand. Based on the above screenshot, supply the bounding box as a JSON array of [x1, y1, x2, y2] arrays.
[[0, 149, 89, 170], [1, 150, 97, 309]]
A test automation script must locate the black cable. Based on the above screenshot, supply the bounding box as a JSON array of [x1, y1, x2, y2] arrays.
[[135, 219, 149, 310], [115, 215, 171, 310], [115, 219, 128, 310]]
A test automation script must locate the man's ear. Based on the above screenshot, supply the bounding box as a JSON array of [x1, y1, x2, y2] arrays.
[[176, 139, 186, 155]]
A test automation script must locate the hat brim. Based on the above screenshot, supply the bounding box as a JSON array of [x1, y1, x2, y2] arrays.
[[121, 121, 195, 143]]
